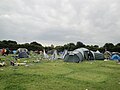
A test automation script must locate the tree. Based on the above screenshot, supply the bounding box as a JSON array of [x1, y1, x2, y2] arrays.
[[76, 41, 85, 49], [55, 46, 64, 52], [116, 43, 120, 47], [30, 41, 42, 46], [0, 40, 17, 49], [85, 45, 99, 51], [67, 43, 76, 51], [51, 44, 54, 49], [8, 40, 17, 44], [63, 43, 76, 51], [29, 42, 43, 51], [103, 43, 114, 51], [114, 43, 120, 52], [44, 46, 53, 52]]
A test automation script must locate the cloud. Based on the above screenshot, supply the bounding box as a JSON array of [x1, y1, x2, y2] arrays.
[[0, 0, 120, 46]]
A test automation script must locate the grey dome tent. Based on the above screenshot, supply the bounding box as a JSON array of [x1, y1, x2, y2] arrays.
[[17, 48, 29, 58], [18, 52, 29, 58], [64, 48, 105, 63], [64, 51, 83, 63], [64, 48, 95, 63], [16, 48, 28, 54], [94, 52, 104, 60], [74, 48, 95, 60]]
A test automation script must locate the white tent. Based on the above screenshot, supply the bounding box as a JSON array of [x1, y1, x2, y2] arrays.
[[73, 48, 95, 60], [43, 50, 49, 59], [61, 50, 68, 59], [74, 48, 89, 56], [96, 50, 100, 53], [51, 50, 58, 60], [17, 48, 28, 53]]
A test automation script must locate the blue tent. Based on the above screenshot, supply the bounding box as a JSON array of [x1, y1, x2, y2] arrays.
[[111, 54, 120, 60], [13, 50, 17, 54]]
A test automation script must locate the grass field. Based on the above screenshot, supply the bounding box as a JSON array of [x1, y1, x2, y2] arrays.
[[0, 55, 120, 90]]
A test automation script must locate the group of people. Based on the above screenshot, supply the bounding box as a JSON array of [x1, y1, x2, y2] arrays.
[[0, 48, 10, 56]]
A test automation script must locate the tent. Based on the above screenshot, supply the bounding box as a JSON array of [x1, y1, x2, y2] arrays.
[[17, 48, 28, 53], [74, 48, 95, 60], [64, 48, 105, 63], [58, 50, 68, 59], [63, 50, 68, 59], [43, 50, 49, 59], [64, 51, 83, 63], [13, 50, 17, 54], [96, 50, 100, 53], [17, 48, 29, 58], [94, 52, 104, 60], [51, 50, 58, 60], [111, 54, 120, 60], [18, 52, 29, 58], [74, 48, 89, 57], [64, 48, 95, 63]]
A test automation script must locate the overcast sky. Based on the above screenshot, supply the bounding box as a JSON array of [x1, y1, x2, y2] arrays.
[[0, 0, 120, 46]]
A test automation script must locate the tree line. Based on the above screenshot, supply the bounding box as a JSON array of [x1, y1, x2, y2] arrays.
[[0, 40, 120, 53]]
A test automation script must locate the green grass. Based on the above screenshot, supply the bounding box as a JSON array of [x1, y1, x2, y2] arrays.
[[0, 55, 120, 90]]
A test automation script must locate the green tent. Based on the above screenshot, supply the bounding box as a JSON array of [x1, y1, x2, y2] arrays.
[[64, 51, 83, 63], [73, 48, 95, 60], [64, 48, 104, 63], [94, 52, 104, 60]]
